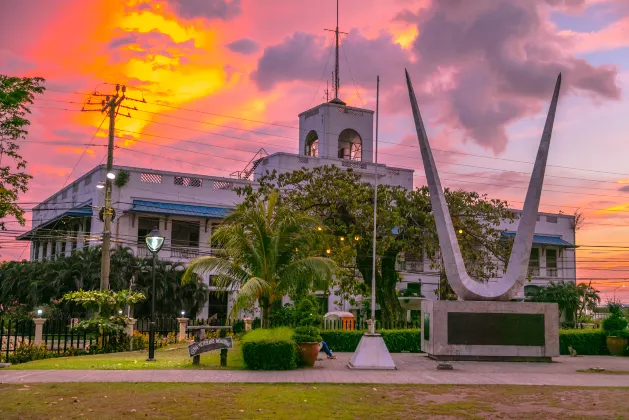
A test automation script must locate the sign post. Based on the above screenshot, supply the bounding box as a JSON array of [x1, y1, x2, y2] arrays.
[[186, 326, 233, 367]]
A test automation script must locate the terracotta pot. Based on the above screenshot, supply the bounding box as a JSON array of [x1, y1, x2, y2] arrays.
[[296, 342, 320, 367], [606, 336, 628, 356]]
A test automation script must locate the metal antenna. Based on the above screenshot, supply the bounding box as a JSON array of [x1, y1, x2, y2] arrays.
[[325, 0, 347, 104]]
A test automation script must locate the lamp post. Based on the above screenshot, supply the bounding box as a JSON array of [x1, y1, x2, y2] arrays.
[[613, 284, 625, 301], [145, 227, 164, 361]]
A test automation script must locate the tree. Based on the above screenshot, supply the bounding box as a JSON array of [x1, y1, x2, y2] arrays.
[[0, 247, 208, 318], [0, 75, 45, 230], [236, 166, 515, 323], [182, 191, 335, 327], [576, 282, 601, 321], [530, 281, 581, 324]]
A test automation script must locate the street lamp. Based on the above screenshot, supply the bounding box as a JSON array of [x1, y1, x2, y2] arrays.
[[145, 227, 164, 362], [613, 284, 625, 301]]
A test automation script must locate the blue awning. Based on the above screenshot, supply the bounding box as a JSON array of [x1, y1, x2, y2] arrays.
[[501, 232, 576, 248], [131, 200, 232, 219], [16, 201, 93, 240]]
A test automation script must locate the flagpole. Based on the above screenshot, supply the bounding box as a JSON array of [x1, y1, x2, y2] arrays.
[[370, 75, 379, 335]]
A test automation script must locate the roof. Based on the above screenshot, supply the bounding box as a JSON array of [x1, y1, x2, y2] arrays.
[[131, 200, 232, 219], [17, 201, 93, 240], [501, 232, 576, 248]]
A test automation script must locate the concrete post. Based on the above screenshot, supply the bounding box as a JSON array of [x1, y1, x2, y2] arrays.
[[244, 318, 253, 332], [33, 318, 46, 345], [177, 318, 189, 341], [125, 318, 136, 337]]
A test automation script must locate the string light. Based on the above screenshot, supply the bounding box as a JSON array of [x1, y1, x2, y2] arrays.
[[326, 248, 331, 254], [354, 235, 360, 241], [317, 226, 323, 231], [340, 237, 345, 241]]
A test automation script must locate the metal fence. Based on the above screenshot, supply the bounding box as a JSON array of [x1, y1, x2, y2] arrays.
[[0, 318, 34, 361]]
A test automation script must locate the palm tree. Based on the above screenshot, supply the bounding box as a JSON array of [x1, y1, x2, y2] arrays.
[[182, 191, 334, 327], [577, 282, 601, 321]]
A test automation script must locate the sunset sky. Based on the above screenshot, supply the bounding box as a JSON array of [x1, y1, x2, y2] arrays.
[[1, 0, 628, 302]]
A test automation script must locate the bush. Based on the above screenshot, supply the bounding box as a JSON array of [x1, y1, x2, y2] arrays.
[[294, 296, 322, 327], [559, 329, 609, 355], [232, 319, 245, 334], [319, 329, 421, 353], [241, 327, 297, 370], [293, 326, 322, 343], [602, 315, 628, 334]]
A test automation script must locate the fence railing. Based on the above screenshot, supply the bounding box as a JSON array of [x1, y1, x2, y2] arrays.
[[1, 318, 34, 361]]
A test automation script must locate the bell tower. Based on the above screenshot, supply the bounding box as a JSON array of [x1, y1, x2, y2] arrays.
[[298, 0, 374, 163]]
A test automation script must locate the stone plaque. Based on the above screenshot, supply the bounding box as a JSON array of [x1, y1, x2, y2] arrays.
[[447, 313, 545, 346], [188, 337, 233, 357]]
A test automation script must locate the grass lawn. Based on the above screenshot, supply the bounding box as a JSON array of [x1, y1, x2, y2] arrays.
[[0, 383, 628, 419], [9, 342, 244, 370]]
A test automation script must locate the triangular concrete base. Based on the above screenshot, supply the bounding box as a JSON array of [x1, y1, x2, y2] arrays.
[[347, 333, 396, 370]]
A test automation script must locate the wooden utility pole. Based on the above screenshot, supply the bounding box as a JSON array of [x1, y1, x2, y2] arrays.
[[82, 84, 142, 290]]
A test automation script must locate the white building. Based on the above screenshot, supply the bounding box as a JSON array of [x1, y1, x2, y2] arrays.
[[18, 97, 576, 319]]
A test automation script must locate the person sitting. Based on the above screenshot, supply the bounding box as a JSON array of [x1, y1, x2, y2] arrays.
[[321, 341, 336, 359]]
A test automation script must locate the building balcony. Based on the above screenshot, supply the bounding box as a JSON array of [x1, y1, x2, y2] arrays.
[[171, 246, 200, 259]]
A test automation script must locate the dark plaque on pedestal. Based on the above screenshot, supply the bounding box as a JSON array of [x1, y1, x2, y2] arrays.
[[447, 313, 545, 346]]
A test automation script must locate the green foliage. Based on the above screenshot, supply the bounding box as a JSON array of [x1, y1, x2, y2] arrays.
[[71, 315, 127, 335], [294, 295, 322, 327], [0, 247, 209, 318], [236, 165, 515, 323], [241, 327, 297, 370], [0, 301, 31, 320], [293, 326, 322, 343], [529, 281, 581, 323], [0, 75, 45, 230], [319, 329, 421, 353], [232, 319, 246, 334], [114, 169, 130, 188], [559, 329, 609, 355], [62, 289, 145, 315], [252, 318, 261, 329], [183, 191, 334, 327], [268, 303, 296, 327]]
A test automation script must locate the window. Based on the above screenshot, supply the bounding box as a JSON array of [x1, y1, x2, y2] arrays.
[[61, 190, 67, 199], [404, 251, 424, 273], [337, 129, 362, 161], [407, 282, 422, 296], [207, 290, 228, 323], [137, 217, 160, 244], [73, 183, 79, 193], [84, 175, 92, 186], [171, 220, 200, 248], [529, 248, 540, 276], [61, 241, 67, 256], [174, 176, 202, 187], [524, 285, 541, 298], [546, 215, 558, 223], [141, 173, 162, 184], [546, 249, 558, 277], [305, 130, 319, 157]]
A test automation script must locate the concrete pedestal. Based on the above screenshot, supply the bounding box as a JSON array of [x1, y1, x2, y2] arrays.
[[348, 334, 396, 370], [421, 300, 559, 362]]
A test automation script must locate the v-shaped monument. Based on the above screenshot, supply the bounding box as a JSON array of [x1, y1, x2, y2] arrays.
[[406, 70, 561, 361]]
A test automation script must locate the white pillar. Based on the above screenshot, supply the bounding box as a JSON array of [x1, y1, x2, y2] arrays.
[[33, 318, 46, 345], [38, 242, 44, 260], [177, 318, 189, 341]]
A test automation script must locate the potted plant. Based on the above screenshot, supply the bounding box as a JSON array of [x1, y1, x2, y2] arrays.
[[293, 326, 322, 367], [603, 302, 628, 356]]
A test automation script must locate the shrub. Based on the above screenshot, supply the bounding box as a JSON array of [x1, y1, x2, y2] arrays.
[[232, 319, 245, 334], [268, 303, 296, 327], [294, 296, 322, 327], [602, 314, 628, 334], [293, 326, 322, 343], [241, 327, 297, 370], [252, 317, 261, 330], [319, 329, 421, 353], [559, 329, 609, 355]]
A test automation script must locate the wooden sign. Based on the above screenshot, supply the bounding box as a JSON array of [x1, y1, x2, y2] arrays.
[[188, 337, 233, 357]]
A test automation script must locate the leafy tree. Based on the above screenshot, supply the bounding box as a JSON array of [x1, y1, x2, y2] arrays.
[[182, 191, 334, 327], [576, 282, 600, 321], [0, 247, 208, 318], [236, 166, 514, 323], [0, 75, 45, 230], [529, 281, 581, 324]]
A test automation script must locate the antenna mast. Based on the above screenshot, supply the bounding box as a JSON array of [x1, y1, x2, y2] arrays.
[[325, 0, 347, 105]]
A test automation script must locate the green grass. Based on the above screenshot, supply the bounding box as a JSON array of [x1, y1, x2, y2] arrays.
[[0, 383, 628, 419], [8, 342, 244, 370]]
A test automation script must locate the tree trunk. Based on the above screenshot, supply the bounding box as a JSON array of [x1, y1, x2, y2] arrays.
[[356, 246, 404, 326], [261, 302, 270, 329]]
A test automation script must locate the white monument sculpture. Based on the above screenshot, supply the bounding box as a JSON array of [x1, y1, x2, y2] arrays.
[[406, 69, 562, 361]]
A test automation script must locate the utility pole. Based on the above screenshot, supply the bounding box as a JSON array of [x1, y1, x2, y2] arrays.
[[82, 84, 143, 290]]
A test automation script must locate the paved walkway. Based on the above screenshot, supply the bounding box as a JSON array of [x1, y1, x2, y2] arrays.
[[2, 354, 629, 387]]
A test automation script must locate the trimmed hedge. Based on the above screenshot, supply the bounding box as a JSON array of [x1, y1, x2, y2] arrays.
[[241, 327, 297, 370], [320, 329, 421, 353], [559, 329, 609, 355]]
